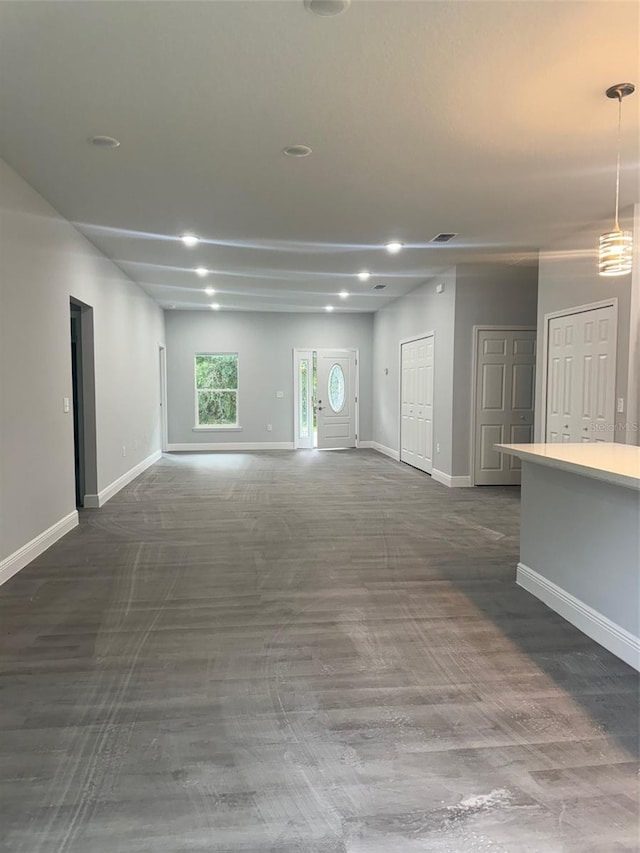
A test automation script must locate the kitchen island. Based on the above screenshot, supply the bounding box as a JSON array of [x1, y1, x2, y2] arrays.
[[497, 443, 640, 670]]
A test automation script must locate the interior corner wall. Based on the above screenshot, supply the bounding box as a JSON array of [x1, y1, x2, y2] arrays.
[[372, 271, 456, 473], [534, 207, 636, 444], [0, 158, 165, 565], [164, 310, 374, 446], [452, 263, 539, 477]]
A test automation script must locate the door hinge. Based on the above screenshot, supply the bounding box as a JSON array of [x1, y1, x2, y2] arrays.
[[355, 396, 358, 403]]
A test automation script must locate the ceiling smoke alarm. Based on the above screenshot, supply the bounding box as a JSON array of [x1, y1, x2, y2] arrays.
[[304, 0, 351, 16], [283, 144, 312, 158]]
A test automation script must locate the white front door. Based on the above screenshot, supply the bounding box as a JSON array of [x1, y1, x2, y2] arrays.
[[546, 305, 617, 443], [474, 329, 536, 486], [400, 336, 434, 474], [316, 349, 357, 449]]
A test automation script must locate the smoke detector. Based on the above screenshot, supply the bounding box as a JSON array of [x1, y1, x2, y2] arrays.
[[304, 0, 351, 16]]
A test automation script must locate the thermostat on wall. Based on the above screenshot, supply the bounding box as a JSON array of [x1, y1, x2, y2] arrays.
[[436, 283, 445, 294]]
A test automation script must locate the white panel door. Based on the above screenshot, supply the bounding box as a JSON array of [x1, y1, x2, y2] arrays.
[[400, 335, 434, 474], [474, 329, 536, 486], [545, 305, 616, 443], [316, 349, 357, 449]]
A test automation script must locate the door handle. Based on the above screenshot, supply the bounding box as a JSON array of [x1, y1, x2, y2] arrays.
[[318, 406, 325, 411]]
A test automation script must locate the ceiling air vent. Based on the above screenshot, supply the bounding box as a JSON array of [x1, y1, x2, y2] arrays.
[[431, 233, 457, 243], [373, 284, 387, 290]]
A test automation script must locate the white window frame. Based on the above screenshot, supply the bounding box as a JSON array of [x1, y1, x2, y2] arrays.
[[193, 352, 241, 431]]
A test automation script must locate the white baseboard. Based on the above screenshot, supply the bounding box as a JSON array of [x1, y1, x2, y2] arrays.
[[86, 449, 162, 508], [167, 442, 295, 452], [0, 510, 79, 587], [371, 441, 400, 462], [432, 468, 473, 488], [517, 562, 640, 671]]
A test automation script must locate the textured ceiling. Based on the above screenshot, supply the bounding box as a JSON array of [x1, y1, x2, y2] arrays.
[[0, 1, 638, 312]]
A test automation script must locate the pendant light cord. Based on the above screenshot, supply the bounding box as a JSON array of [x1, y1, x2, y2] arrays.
[[614, 91, 622, 231]]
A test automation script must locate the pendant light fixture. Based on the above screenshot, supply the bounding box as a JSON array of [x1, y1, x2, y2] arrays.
[[599, 83, 635, 277]]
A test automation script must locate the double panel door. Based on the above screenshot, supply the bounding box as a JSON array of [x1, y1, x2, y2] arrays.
[[400, 336, 434, 474], [546, 305, 616, 443]]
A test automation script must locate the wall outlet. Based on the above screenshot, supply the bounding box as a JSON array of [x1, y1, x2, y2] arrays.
[[617, 397, 625, 413], [276, 391, 284, 399], [121, 445, 126, 458], [436, 283, 445, 294], [436, 443, 441, 453], [63, 397, 70, 413], [266, 424, 273, 432]]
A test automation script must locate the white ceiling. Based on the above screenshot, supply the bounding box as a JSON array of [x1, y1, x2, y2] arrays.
[[0, 1, 638, 312]]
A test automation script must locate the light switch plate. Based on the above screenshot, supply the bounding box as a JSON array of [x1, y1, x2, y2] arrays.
[[617, 397, 624, 413], [63, 397, 70, 413], [276, 391, 284, 398]]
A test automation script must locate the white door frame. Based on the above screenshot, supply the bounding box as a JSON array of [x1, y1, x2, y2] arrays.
[[538, 299, 618, 443], [159, 343, 168, 453], [292, 347, 360, 449], [469, 325, 536, 487], [399, 331, 435, 470]]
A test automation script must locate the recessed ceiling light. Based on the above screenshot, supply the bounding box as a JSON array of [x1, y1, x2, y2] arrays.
[[210, 303, 220, 310], [89, 135, 120, 148], [283, 144, 312, 158], [204, 287, 215, 296], [195, 267, 208, 277], [181, 234, 199, 247], [385, 241, 404, 254], [358, 271, 371, 281], [339, 291, 349, 299], [304, 0, 351, 16]]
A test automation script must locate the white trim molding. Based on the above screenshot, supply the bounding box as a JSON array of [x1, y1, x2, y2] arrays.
[[167, 442, 295, 452], [84, 449, 162, 508], [371, 441, 400, 462], [517, 562, 640, 671], [0, 510, 79, 587], [432, 469, 472, 488]]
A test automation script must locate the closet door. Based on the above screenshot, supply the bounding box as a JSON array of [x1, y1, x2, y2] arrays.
[[546, 305, 616, 443], [400, 336, 434, 474]]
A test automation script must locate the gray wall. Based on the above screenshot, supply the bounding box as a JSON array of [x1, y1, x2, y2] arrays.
[[0, 158, 165, 563], [452, 263, 539, 476], [372, 264, 538, 478], [535, 206, 638, 444], [372, 270, 457, 473], [520, 461, 639, 637], [165, 310, 374, 446]]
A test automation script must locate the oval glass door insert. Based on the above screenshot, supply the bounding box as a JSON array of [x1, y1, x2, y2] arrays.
[[328, 363, 346, 413]]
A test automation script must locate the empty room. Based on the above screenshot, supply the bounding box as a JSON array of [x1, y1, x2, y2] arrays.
[[0, 2, 639, 851]]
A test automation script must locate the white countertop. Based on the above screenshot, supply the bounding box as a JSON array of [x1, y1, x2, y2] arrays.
[[496, 443, 640, 491]]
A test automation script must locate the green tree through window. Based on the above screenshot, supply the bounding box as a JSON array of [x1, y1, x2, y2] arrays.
[[195, 354, 238, 426]]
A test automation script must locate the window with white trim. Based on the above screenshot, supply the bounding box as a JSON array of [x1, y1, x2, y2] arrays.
[[194, 353, 238, 427]]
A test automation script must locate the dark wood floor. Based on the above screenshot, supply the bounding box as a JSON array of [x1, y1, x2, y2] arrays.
[[1, 450, 638, 852]]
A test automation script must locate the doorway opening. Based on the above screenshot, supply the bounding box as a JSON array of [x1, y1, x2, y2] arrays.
[[293, 348, 358, 449], [70, 298, 98, 507]]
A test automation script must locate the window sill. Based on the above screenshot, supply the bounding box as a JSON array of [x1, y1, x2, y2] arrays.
[[193, 425, 243, 432]]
